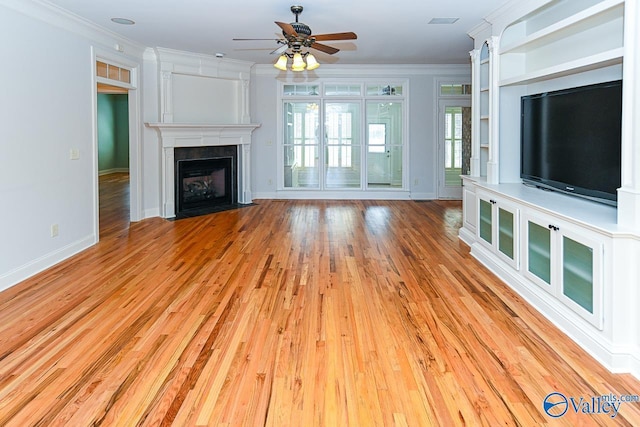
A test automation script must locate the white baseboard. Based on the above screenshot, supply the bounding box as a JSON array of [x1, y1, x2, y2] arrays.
[[252, 190, 412, 200], [458, 227, 476, 246], [143, 207, 161, 219], [0, 235, 96, 292], [410, 192, 437, 200]]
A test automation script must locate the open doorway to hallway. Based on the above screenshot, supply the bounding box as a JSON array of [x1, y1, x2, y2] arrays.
[[97, 83, 129, 237]]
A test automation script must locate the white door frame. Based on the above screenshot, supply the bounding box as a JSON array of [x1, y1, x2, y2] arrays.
[[437, 98, 470, 199], [91, 48, 142, 242]]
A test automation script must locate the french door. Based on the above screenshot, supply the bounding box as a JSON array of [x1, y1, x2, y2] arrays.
[[325, 102, 361, 188], [366, 102, 402, 188], [281, 84, 405, 192], [438, 99, 470, 199], [283, 101, 362, 189]]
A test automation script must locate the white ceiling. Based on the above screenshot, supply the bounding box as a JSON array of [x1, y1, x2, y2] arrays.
[[43, 0, 511, 65]]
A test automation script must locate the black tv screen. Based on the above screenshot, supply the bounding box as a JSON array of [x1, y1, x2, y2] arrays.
[[520, 80, 622, 205]]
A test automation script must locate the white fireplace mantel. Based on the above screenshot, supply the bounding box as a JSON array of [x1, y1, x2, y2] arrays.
[[146, 123, 260, 218]]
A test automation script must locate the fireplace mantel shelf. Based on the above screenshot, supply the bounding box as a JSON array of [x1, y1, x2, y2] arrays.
[[146, 123, 261, 147], [146, 123, 261, 130]]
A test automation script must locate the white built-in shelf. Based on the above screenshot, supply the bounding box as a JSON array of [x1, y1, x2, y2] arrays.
[[499, 0, 623, 87], [480, 115, 490, 120], [480, 144, 489, 149], [480, 58, 490, 65], [480, 87, 489, 92], [500, 0, 623, 54], [500, 48, 623, 86]]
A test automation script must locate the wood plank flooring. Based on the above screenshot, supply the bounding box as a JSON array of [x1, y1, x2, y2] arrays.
[[0, 172, 639, 426]]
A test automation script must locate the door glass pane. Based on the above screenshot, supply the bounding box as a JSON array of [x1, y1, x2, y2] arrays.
[[444, 107, 463, 186], [479, 199, 492, 244], [528, 221, 551, 285], [563, 236, 594, 313], [325, 103, 361, 188], [366, 102, 402, 188], [283, 102, 319, 188], [498, 208, 514, 259]]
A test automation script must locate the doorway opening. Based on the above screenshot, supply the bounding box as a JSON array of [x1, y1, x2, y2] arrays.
[[97, 83, 130, 237]]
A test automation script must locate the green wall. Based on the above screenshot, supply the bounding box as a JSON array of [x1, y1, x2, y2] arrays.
[[97, 93, 129, 173]]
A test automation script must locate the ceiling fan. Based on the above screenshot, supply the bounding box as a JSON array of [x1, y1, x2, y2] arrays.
[[233, 5, 357, 71]]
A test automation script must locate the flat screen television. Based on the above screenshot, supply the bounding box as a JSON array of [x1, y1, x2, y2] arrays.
[[520, 80, 622, 206]]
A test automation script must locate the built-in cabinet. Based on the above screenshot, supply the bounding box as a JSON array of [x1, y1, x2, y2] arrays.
[[477, 190, 519, 270], [469, 184, 606, 329], [462, 0, 640, 377], [523, 212, 604, 329]]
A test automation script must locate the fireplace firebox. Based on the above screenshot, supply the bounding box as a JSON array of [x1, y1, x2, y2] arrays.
[[174, 146, 238, 218]]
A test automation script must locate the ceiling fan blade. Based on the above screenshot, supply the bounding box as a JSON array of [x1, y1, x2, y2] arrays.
[[275, 21, 298, 37], [233, 38, 283, 42], [310, 42, 339, 55], [270, 44, 289, 55], [312, 32, 357, 41]]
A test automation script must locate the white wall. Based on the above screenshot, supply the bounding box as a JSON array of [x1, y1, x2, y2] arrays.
[[0, 1, 144, 290], [0, 1, 471, 291], [250, 65, 471, 200]]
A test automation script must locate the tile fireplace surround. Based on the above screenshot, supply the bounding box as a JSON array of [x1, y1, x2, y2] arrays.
[[146, 123, 260, 218]]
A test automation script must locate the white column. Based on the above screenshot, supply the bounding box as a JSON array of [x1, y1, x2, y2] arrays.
[[486, 36, 500, 185], [163, 146, 175, 217], [618, 0, 640, 229], [239, 143, 252, 203], [161, 71, 173, 123], [616, 0, 640, 380], [241, 79, 251, 124], [469, 49, 481, 177]]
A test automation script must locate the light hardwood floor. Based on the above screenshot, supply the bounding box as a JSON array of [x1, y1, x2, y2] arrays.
[[0, 173, 639, 426]]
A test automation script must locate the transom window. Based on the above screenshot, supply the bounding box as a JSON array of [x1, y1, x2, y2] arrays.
[[96, 60, 131, 84]]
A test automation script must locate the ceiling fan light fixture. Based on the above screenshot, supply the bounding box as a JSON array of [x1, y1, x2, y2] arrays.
[[291, 52, 306, 71], [305, 54, 319, 70], [274, 55, 288, 71]]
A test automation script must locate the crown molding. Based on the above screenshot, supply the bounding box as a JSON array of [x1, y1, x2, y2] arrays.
[[484, 0, 554, 30], [467, 20, 492, 40], [1, 0, 146, 57], [154, 47, 254, 79]]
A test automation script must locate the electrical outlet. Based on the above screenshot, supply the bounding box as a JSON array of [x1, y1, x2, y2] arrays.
[[70, 148, 80, 160], [268, 178, 273, 185], [414, 178, 419, 185], [50, 224, 59, 237], [266, 140, 273, 146]]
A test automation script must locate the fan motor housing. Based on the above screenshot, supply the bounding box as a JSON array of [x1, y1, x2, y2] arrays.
[[291, 22, 312, 36]]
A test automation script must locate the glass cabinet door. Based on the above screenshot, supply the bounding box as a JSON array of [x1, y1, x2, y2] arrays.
[[562, 236, 594, 314], [526, 219, 552, 289], [498, 207, 515, 260], [522, 214, 603, 329], [479, 198, 493, 245]]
